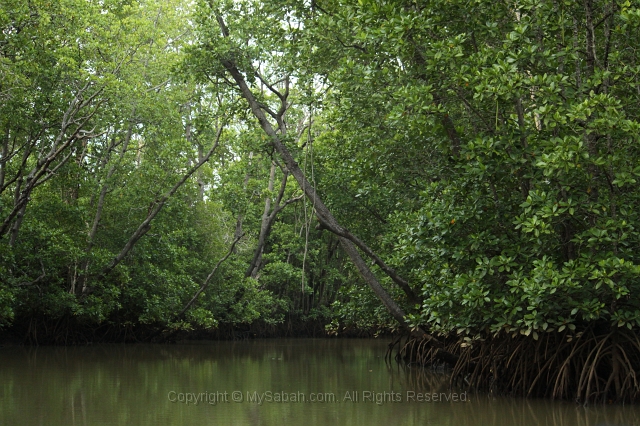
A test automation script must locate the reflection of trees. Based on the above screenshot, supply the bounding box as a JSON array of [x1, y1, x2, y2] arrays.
[[385, 362, 452, 392], [2, 340, 640, 426]]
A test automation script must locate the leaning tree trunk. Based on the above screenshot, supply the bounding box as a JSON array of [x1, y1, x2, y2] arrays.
[[214, 16, 425, 329]]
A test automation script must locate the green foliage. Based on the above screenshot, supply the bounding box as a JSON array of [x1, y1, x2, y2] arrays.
[[4, 0, 640, 340], [353, 0, 640, 336], [189, 0, 640, 335], [0, 0, 285, 334]]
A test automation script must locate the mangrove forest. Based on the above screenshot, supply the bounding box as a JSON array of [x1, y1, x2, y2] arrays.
[[2, 0, 640, 404]]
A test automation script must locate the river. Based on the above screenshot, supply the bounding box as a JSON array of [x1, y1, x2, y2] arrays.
[[1, 338, 638, 425]]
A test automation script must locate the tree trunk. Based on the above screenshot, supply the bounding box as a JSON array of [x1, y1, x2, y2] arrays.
[[245, 163, 302, 278], [0, 128, 8, 191], [233, 151, 253, 253], [79, 124, 134, 294], [246, 162, 276, 278]]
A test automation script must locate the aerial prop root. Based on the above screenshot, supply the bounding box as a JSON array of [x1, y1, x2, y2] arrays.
[[396, 327, 640, 403]]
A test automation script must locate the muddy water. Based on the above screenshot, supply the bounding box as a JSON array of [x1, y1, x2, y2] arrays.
[[1, 338, 638, 425]]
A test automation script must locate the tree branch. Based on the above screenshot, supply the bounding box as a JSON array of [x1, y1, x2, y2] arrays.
[[176, 232, 244, 319], [95, 124, 225, 282]]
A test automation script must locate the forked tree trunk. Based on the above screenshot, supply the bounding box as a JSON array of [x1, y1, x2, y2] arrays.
[[245, 163, 302, 278]]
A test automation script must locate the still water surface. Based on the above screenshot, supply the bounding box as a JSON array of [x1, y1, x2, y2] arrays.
[[1, 338, 639, 425]]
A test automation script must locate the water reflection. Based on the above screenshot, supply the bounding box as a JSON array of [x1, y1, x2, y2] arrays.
[[1, 339, 638, 426]]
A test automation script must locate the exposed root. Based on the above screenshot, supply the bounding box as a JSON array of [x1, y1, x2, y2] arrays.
[[396, 326, 640, 404]]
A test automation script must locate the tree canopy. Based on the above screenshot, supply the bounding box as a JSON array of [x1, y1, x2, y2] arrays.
[[1, 0, 640, 359]]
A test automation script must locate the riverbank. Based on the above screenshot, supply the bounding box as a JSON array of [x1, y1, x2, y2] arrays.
[[0, 316, 391, 346]]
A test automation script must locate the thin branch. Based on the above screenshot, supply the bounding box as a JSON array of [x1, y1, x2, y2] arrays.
[[336, 37, 367, 53], [255, 71, 285, 101], [176, 232, 244, 318], [14, 260, 46, 287]]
